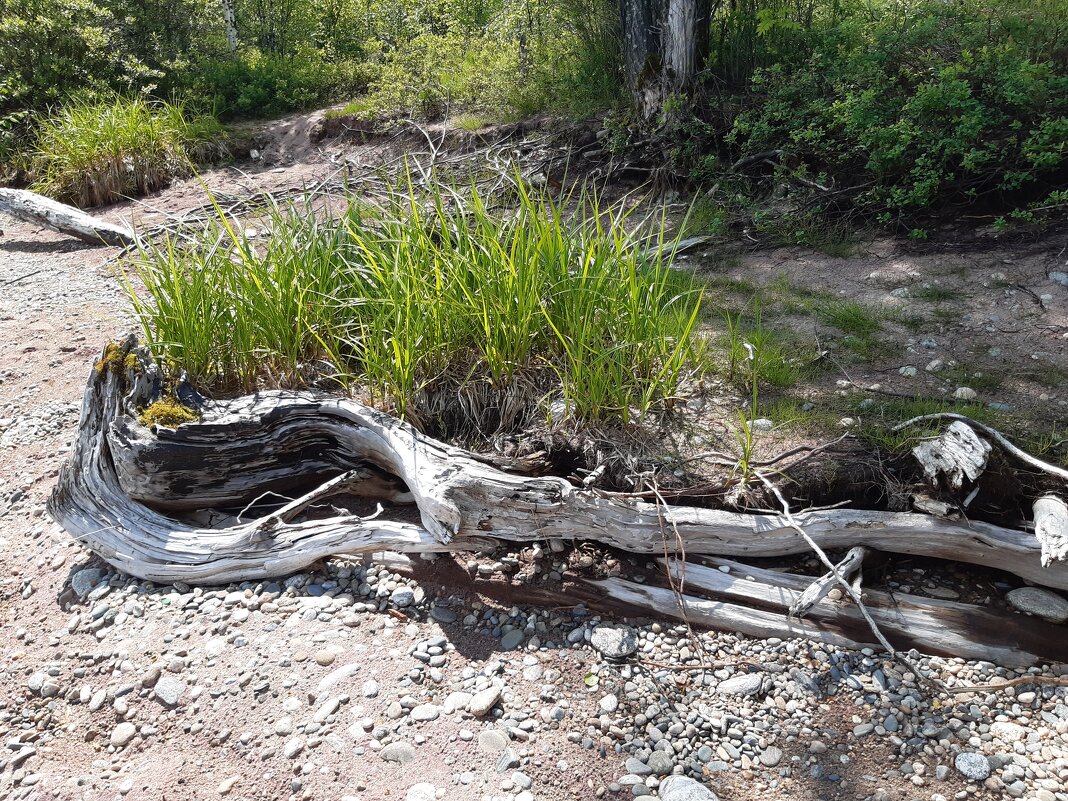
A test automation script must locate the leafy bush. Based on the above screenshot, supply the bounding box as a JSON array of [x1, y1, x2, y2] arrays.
[[725, 0, 1068, 223], [31, 96, 225, 207], [123, 178, 704, 427], [192, 48, 377, 119]]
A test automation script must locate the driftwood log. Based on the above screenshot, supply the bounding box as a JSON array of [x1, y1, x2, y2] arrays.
[[49, 341, 1068, 665], [0, 188, 134, 246]]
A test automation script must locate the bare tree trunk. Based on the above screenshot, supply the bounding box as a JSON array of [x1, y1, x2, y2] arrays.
[[222, 0, 239, 51], [619, 0, 710, 121]]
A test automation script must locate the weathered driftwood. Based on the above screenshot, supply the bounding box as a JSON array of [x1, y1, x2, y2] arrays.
[[912, 420, 990, 490], [0, 188, 134, 246], [657, 557, 1068, 666], [375, 552, 1068, 666], [788, 545, 867, 618], [49, 341, 1068, 597], [1034, 496, 1068, 567]]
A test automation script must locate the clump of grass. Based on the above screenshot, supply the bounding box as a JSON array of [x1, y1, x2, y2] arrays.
[[452, 113, 488, 131], [32, 95, 225, 207], [138, 396, 200, 428], [123, 177, 704, 428], [721, 303, 814, 389], [910, 285, 960, 302]]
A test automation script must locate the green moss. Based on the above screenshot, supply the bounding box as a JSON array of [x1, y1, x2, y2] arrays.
[[138, 396, 199, 428], [94, 341, 124, 375]]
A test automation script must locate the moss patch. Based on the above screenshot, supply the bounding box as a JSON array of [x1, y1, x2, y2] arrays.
[[139, 396, 199, 428]]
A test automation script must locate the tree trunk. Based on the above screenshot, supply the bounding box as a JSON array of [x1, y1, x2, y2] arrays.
[[222, 0, 239, 51], [0, 189, 134, 246], [619, 0, 710, 121]]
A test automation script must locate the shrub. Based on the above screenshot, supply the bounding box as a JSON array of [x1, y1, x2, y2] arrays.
[[192, 49, 377, 119], [725, 0, 1068, 224], [31, 96, 224, 207], [123, 178, 704, 428]]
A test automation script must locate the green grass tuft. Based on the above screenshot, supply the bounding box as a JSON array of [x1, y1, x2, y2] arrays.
[[32, 95, 224, 207], [123, 177, 704, 428]]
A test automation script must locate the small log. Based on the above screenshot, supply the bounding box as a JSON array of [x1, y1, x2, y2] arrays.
[[1034, 496, 1068, 567], [0, 188, 134, 246], [656, 557, 1068, 666]]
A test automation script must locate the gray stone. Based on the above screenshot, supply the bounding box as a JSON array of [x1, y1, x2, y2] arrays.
[[110, 722, 137, 747], [390, 587, 415, 608], [625, 757, 652, 776], [468, 686, 502, 717], [759, 746, 783, 767], [590, 625, 638, 659], [362, 680, 379, 698], [659, 775, 718, 801], [153, 676, 185, 707], [409, 704, 440, 722], [496, 748, 521, 772], [715, 673, 764, 696], [430, 606, 457, 623], [405, 783, 436, 801], [71, 567, 107, 599], [1006, 586, 1068, 623], [283, 736, 305, 759], [500, 630, 525, 650], [954, 752, 991, 781], [478, 729, 509, 754], [646, 751, 674, 775], [381, 742, 417, 764]]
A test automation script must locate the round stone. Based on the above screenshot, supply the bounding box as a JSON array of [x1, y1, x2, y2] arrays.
[[1006, 586, 1068, 623], [954, 752, 990, 781], [390, 587, 415, 608], [110, 722, 137, 747], [590, 625, 638, 659]]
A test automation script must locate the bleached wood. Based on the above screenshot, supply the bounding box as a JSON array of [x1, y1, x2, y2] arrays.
[[1034, 496, 1068, 567], [788, 546, 867, 618], [912, 420, 990, 490], [49, 341, 1068, 592], [0, 188, 134, 246], [656, 557, 1067, 666]]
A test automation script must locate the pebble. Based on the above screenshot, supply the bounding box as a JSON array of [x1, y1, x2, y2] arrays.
[[314, 649, 337, 666], [381, 742, 417, 764], [500, 630, 525, 650], [954, 387, 978, 400], [478, 729, 509, 753], [110, 722, 137, 747], [954, 752, 991, 781], [659, 775, 719, 801], [468, 686, 502, 717], [406, 784, 436, 801], [153, 676, 185, 706], [590, 625, 638, 658], [716, 673, 764, 696]]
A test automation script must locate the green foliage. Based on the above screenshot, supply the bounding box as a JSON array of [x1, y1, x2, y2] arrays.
[[123, 178, 704, 427], [725, 0, 1068, 224], [192, 48, 375, 118], [31, 95, 224, 206]]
